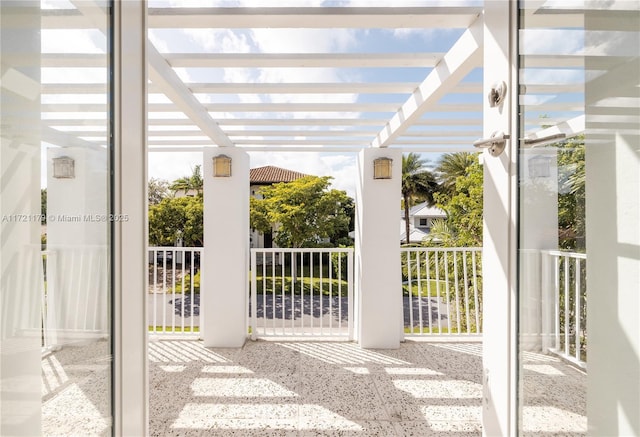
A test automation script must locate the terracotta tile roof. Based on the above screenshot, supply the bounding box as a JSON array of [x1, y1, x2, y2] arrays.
[[250, 166, 309, 185]]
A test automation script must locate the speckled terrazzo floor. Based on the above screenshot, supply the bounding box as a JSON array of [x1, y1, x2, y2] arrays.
[[41, 340, 111, 437], [148, 339, 587, 437]]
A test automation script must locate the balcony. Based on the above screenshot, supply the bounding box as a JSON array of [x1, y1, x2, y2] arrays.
[[39, 246, 587, 436]]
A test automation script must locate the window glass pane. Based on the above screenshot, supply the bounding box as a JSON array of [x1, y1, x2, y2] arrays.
[[517, 2, 639, 435], [0, 1, 113, 435]]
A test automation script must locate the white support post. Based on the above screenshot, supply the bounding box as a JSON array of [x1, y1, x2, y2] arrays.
[[482, 2, 518, 436], [355, 148, 402, 349], [0, 3, 42, 436], [203, 147, 249, 347], [113, 1, 148, 435]]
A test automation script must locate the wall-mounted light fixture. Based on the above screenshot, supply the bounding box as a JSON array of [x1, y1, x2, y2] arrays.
[[212, 154, 232, 177], [373, 157, 393, 179], [52, 156, 75, 179], [528, 155, 552, 178]]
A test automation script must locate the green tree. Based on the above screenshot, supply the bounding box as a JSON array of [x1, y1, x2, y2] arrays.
[[149, 196, 203, 246], [148, 177, 170, 205], [436, 152, 477, 198], [402, 153, 439, 245], [431, 153, 483, 247], [170, 165, 203, 195], [250, 176, 351, 248], [557, 136, 585, 250]]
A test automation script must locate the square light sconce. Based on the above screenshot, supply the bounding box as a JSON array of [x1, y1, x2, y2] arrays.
[[52, 156, 75, 179], [373, 157, 393, 179], [528, 155, 552, 178], [212, 154, 232, 177]]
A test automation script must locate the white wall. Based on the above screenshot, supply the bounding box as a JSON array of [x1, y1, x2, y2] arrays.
[[355, 148, 402, 349], [202, 148, 250, 347]]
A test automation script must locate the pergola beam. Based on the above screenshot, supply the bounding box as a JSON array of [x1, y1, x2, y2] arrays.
[[147, 46, 234, 147], [165, 53, 442, 68], [371, 16, 483, 148], [148, 7, 482, 29]]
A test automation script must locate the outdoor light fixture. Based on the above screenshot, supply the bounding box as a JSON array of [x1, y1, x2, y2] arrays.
[[212, 154, 232, 177], [528, 155, 552, 178], [373, 157, 393, 179], [52, 156, 75, 179]]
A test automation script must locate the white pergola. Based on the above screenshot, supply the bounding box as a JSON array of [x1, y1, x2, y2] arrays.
[[39, 4, 584, 155]]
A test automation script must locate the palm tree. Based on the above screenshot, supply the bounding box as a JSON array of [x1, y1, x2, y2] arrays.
[[436, 152, 477, 196], [402, 153, 439, 245], [170, 165, 204, 196]]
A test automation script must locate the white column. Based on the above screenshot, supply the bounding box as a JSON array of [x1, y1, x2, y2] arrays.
[[355, 148, 402, 349], [113, 1, 148, 435], [203, 147, 249, 347], [0, 2, 42, 436], [46, 147, 108, 343], [482, 1, 518, 436], [519, 148, 559, 352], [585, 8, 640, 435]]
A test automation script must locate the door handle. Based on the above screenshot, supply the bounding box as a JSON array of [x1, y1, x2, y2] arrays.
[[473, 131, 510, 157]]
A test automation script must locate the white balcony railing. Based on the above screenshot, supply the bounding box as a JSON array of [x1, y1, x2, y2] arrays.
[[26, 245, 579, 368], [401, 247, 483, 338], [148, 247, 203, 334], [541, 250, 587, 368], [41, 246, 109, 351], [249, 248, 354, 339]]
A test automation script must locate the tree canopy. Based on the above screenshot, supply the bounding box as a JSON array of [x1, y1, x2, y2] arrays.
[[250, 176, 351, 248], [556, 136, 585, 250], [401, 153, 439, 245], [422, 152, 483, 247], [148, 177, 170, 205], [149, 196, 203, 247], [436, 152, 477, 197], [169, 165, 203, 195]]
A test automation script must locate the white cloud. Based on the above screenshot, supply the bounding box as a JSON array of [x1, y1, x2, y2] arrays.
[[41, 29, 105, 53], [148, 152, 203, 183]]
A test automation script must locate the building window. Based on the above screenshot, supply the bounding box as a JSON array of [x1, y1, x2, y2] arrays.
[[419, 218, 428, 227]]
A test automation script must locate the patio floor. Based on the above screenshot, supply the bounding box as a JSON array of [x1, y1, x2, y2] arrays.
[[148, 338, 587, 437]]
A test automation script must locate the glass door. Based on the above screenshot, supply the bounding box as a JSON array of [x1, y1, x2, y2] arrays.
[[517, 2, 639, 435], [1, 1, 114, 436]]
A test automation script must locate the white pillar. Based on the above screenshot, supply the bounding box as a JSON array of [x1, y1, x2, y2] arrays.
[[113, 2, 148, 434], [585, 8, 640, 435], [519, 148, 559, 352], [355, 148, 402, 349], [203, 147, 249, 347], [482, 1, 518, 436], [0, 3, 42, 436], [46, 147, 108, 343]]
